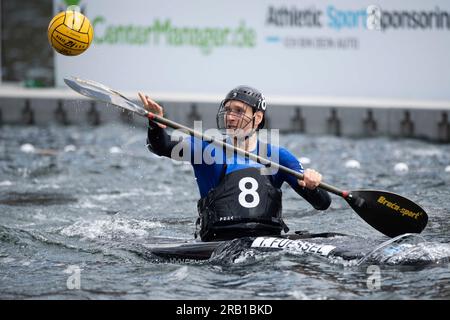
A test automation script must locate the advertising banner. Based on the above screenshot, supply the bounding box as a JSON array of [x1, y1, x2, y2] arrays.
[[53, 0, 450, 102]]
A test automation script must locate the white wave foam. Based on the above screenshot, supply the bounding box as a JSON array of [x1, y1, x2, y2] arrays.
[[21, 260, 32, 266], [0, 257, 15, 264], [20, 143, 35, 153], [32, 211, 68, 223], [167, 266, 190, 281], [88, 188, 172, 202], [36, 184, 61, 190], [60, 218, 164, 240], [0, 181, 13, 187], [33, 212, 47, 221], [109, 146, 123, 154], [232, 250, 277, 265], [90, 191, 141, 201], [76, 200, 103, 209], [234, 250, 257, 264], [299, 157, 311, 165], [64, 145, 77, 152], [394, 162, 409, 174], [384, 242, 450, 265], [345, 159, 361, 169], [288, 290, 310, 300]]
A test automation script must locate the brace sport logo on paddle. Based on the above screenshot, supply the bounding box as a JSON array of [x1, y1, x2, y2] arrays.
[[377, 196, 424, 220]]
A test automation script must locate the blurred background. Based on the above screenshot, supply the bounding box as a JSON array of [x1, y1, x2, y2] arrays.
[[1, 0, 450, 140], [1, 1, 53, 86]]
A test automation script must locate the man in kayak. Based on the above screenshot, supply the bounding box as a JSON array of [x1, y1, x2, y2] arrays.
[[139, 86, 331, 241]]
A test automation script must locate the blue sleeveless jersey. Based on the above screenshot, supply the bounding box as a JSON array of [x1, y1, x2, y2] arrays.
[[187, 137, 304, 198]]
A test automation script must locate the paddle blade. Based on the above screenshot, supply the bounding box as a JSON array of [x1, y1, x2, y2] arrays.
[[345, 190, 428, 238], [64, 77, 148, 117]]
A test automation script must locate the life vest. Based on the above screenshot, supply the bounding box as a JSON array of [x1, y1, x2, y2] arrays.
[[197, 165, 289, 241]]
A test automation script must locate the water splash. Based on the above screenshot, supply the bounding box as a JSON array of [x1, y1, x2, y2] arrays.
[[60, 218, 164, 240], [357, 233, 450, 265]]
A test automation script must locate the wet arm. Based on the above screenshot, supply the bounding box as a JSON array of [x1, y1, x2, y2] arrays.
[[146, 119, 180, 157], [279, 148, 331, 210], [290, 183, 331, 210]]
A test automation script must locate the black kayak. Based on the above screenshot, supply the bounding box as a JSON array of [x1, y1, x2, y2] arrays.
[[142, 232, 450, 265], [146, 232, 345, 261]]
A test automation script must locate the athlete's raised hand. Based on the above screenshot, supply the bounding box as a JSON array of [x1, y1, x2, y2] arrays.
[[138, 92, 166, 128]]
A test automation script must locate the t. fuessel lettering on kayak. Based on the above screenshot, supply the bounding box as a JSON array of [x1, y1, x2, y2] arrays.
[[251, 237, 336, 256]]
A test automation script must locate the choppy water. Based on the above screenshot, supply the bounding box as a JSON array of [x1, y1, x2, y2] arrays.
[[0, 123, 449, 299]]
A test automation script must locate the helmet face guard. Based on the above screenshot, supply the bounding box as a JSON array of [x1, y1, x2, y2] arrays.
[[216, 103, 255, 137], [216, 86, 266, 134]]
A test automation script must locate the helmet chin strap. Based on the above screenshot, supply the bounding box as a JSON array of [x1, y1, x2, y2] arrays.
[[249, 112, 260, 135], [245, 123, 257, 140]]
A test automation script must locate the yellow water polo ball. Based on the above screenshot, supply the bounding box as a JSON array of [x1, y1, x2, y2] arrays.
[[48, 8, 93, 56]]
